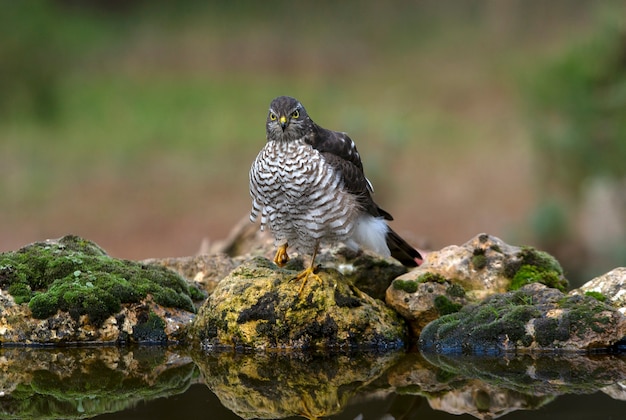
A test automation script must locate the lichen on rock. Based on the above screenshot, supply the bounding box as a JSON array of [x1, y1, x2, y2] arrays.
[[386, 233, 568, 335], [419, 283, 626, 354], [189, 256, 407, 351]]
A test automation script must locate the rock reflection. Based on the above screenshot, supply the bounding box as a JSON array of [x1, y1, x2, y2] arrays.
[[2, 346, 625, 419], [388, 351, 626, 419], [192, 350, 401, 419], [0, 346, 198, 419]]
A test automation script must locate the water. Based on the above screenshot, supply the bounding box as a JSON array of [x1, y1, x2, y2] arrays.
[[1, 346, 624, 419]]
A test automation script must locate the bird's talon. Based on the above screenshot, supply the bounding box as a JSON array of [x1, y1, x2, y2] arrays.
[[273, 244, 289, 267], [292, 266, 322, 296]]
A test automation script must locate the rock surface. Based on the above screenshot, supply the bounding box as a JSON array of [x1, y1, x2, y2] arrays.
[[572, 267, 626, 314], [143, 253, 239, 297], [189, 257, 407, 351], [0, 235, 201, 345], [2, 231, 625, 354], [386, 233, 568, 334], [419, 283, 626, 354]]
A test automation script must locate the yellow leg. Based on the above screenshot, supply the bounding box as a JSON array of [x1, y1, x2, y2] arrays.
[[273, 243, 289, 267], [292, 245, 322, 296]]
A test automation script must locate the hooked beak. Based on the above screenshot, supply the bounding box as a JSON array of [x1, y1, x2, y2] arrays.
[[279, 115, 288, 130]]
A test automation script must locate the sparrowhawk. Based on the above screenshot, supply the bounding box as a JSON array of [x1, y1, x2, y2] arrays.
[[249, 96, 422, 294]]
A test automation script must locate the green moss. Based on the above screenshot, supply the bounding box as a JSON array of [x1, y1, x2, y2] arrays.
[[471, 248, 488, 270], [584, 291, 607, 302], [29, 293, 59, 319], [433, 314, 462, 337], [534, 317, 570, 346], [416, 272, 448, 284], [504, 246, 568, 292], [434, 295, 462, 315], [510, 265, 566, 292], [490, 244, 502, 253], [519, 247, 563, 273], [454, 297, 539, 346], [188, 285, 207, 301], [446, 283, 466, 298], [7, 282, 33, 304], [392, 279, 418, 293], [0, 235, 200, 326], [557, 294, 613, 337], [133, 312, 167, 342]]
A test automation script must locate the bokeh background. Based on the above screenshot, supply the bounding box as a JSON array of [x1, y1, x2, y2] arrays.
[[1, 0, 625, 287]]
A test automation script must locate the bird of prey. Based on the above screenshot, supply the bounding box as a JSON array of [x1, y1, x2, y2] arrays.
[[249, 96, 422, 294]]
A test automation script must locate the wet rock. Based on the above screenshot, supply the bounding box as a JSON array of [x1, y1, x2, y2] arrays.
[[0, 235, 201, 345], [386, 233, 568, 334], [571, 267, 626, 313], [419, 283, 626, 354], [189, 257, 407, 351]]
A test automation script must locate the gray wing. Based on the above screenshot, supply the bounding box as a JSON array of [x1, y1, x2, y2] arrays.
[[306, 124, 393, 220]]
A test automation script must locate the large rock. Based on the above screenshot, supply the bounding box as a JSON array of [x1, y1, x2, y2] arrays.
[[386, 233, 568, 334], [571, 267, 626, 314], [419, 283, 626, 354], [203, 216, 409, 300], [189, 257, 407, 351], [0, 235, 201, 345]]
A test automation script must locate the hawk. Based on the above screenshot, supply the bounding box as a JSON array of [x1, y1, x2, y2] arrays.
[[249, 96, 422, 294]]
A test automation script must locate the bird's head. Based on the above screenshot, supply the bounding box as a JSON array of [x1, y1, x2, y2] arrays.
[[266, 96, 311, 141]]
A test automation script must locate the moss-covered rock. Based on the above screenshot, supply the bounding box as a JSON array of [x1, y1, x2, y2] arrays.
[[419, 283, 626, 354], [505, 246, 568, 292], [318, 247, 408, 301], [0, 235, 201, 326], [386, 234, 569, 336], [0, 236, 201, 345], [571, 267, 626, 310], [189, 257, 407, 351]]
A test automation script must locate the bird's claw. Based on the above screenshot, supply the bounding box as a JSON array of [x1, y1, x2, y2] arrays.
[[273, 244, 289, 267], [292, 265, 322, 296]]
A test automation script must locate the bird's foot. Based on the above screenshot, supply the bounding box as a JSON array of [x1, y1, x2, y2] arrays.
[[273, 244, 289, 267], [292, 265, 322, 296]]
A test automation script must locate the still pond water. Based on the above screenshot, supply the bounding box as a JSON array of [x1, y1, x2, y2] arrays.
[[1, 345, 624, 420]]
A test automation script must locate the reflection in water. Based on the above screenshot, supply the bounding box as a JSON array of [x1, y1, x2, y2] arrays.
[[391, 352, 626, 419], [191, 350, 402, 419], [0, 346, 625, 419], [0, 346, 198, 419]]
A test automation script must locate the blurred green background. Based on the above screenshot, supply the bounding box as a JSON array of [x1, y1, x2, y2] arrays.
[[1, 0, 625, 286]]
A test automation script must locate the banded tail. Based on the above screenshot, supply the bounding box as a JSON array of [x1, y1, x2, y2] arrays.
[[386, 227, 423, 267]]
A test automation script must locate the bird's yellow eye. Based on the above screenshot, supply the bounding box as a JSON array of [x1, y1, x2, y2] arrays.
[[269, 112, 277, 121], [292, 110, 300, 119]]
